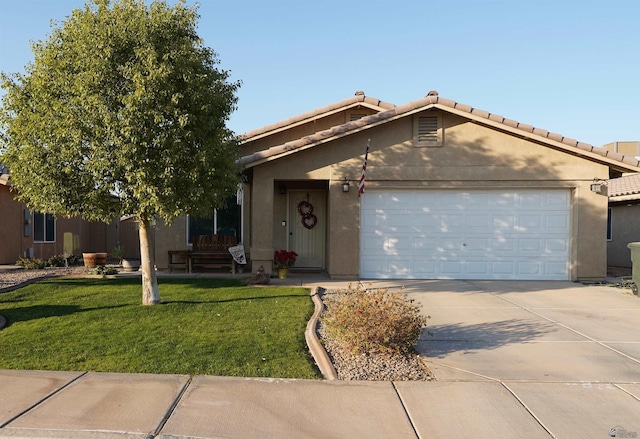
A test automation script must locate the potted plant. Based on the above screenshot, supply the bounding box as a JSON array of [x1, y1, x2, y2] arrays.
[[274, 250, 298, 279]]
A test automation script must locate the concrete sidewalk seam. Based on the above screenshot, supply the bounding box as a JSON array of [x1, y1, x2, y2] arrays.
[[475, 284, 640, 366], [0, 371, 88, 428], [613, 383, 640, 403], [500, 382, 557, 439], [151, 376, 193, 439], [426, 359, 501, 382], [390, 381, 420, 439]]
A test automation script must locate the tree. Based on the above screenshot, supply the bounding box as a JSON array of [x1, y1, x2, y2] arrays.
[[0, 0, 241, 305]]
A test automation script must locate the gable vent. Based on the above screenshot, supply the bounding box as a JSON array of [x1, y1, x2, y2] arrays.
[[418, 117, 438, 142], [413, 114, 443, 147], [350, 113, 367, 121]]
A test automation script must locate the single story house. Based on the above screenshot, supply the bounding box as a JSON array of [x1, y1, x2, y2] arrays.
[[607, 173, 640, 271], [233, 90, 640, 281], [0, 164, 117, 264]]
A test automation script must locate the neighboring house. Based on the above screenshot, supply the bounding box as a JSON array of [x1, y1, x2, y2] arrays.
[[602, 141, 640, 159], [607, 173, 640, 270], [0, 164, 117, 264], [233, 90, 640, 281]]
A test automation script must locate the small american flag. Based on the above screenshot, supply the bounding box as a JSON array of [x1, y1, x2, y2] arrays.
[[358, 139, 370, 197]]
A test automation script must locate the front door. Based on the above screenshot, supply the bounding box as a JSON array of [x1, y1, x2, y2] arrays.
[[288, 190, 326, 268]]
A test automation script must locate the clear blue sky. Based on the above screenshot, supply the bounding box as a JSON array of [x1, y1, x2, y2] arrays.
[[1, 0, 639, 147]]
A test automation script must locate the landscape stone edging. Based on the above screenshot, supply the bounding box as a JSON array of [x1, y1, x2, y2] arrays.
[[0, 274, 57, 294], [305, 286, 338, 380]]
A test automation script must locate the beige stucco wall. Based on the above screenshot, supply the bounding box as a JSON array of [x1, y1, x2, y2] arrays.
[[154, 217, 189, 269], [246, 109, 611, 280], [608, 203, 640, 268]]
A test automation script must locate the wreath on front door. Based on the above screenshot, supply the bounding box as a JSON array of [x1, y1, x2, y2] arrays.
[[297, 200, 318, 229]]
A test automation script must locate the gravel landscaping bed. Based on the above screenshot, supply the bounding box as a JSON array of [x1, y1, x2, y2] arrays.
[[318, 291, 434, 381], [0, 266, 87, 292]]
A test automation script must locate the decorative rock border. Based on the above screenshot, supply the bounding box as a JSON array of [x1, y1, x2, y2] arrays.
[[305, 287, 338, 380]]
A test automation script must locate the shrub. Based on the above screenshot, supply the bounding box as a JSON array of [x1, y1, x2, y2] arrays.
[[66, 254, 83, 266], [91, 266, 118, 276], [47, 255, 67, 267], [321, 284, 429, 355], [16, 257, 47, 270]]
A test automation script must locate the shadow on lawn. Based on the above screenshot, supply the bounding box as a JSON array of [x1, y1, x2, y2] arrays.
[[417, 318, 557, 359], [0, 303, 128, 327], [163, 293, 308, 305]]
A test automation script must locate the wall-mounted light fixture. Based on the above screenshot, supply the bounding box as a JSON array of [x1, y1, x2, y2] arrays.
[[590, 178, 607, 194], [342, 179, 350, 193]]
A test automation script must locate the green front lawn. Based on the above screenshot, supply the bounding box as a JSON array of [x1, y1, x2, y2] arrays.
[[0, 278, 321, 379]]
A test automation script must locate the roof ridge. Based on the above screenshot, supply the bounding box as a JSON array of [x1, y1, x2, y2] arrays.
[[240, 93, 395, 140], [238, 93, 640, 171]]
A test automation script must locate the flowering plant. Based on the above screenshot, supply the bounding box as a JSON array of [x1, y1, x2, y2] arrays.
[[274, 250, 298, 269]]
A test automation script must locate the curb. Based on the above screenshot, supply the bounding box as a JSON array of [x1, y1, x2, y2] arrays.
[[305, 286, 338, 380]]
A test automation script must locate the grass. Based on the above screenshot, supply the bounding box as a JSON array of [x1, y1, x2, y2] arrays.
[[0, 277, 321, 379]]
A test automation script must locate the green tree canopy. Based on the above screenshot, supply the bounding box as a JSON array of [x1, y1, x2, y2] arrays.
[[0, 0, 241, 304]]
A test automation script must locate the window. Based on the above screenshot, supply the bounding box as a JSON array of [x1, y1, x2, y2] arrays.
[[413, 114, 443, 147], [607, 207, 612, 241], [187, 196, 241, 245], [33, 211, 55, 242]]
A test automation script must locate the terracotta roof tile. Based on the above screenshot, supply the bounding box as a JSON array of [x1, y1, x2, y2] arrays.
[[470, 108, 490, 118], [517, 123, 534, 133], [532, 127, 550, 137], [609, 174, 640, 198], [238, 92, 640, 172], [502, 118, 519, 128], [454, 102, 472, 113], [241, 92, 395, 140], [488, 113, 505, 123]]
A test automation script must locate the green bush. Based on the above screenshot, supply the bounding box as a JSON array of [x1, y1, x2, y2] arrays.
[[16, 257, 47, 270], [91, 266, 118, 276], [66, 254, 83, 266], [321, 284, 429, 355], [47, 255, 67, 267]]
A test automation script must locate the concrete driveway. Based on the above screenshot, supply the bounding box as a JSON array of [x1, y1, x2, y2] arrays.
[[368, 279, 640, 439], [1, 277, 638, 439]]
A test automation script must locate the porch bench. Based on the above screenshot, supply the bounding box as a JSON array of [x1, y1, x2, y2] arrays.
[[167, 250, 188, 272], [188, 234, 237, 274]]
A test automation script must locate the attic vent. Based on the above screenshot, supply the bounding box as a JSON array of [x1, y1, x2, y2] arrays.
[[350, 113, 367, 121], [413, 115, 443, 147]]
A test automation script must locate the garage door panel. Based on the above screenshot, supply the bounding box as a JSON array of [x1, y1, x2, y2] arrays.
[[360, 189, 571, 280]]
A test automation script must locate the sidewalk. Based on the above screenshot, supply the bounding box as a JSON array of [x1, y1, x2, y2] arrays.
[[1, 276, 639, 438]]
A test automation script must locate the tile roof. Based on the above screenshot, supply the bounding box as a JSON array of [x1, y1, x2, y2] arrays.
[[237, 92, 640, 173], [240, 91, 395, 141], [608, 174, 640, 200]]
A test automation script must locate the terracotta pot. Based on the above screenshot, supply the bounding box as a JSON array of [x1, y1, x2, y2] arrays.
[[277, 268, 288, 279], [83, 252, 108, 268]]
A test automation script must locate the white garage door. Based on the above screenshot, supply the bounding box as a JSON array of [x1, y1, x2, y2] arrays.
[[360, 189, 571, 280]]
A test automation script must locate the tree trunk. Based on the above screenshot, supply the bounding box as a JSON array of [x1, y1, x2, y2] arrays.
[[139, 218, 160, 305]]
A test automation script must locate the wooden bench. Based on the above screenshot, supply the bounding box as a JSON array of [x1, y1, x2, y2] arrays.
[[188, 234, 237, 274], [167, 250, 188, 272]]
